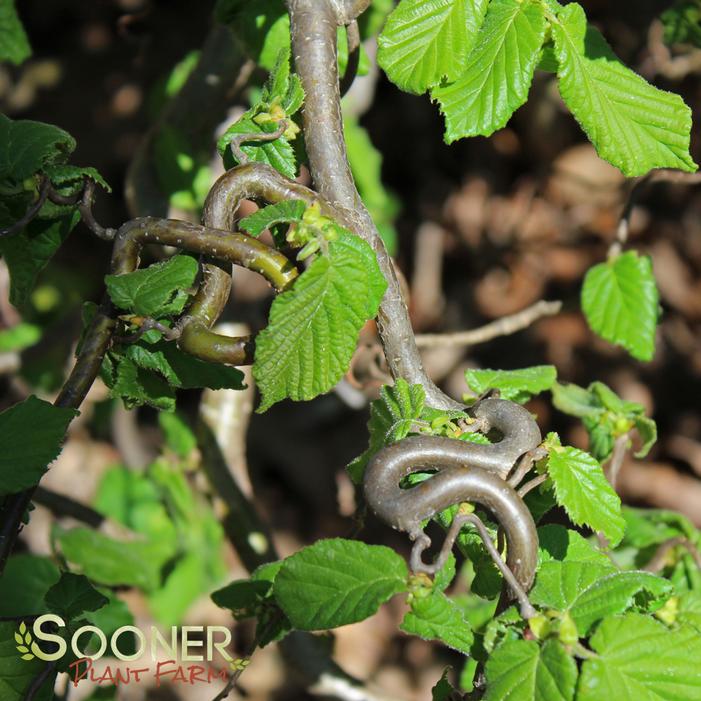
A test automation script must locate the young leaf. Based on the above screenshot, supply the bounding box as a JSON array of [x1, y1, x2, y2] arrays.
[[551, 2, 697, 176], [0, 209, 80, 308], [106, 355, 176, 412], [545, 434, 625, 545], [432, 0, 547, 141], [551, 382, 604, 419], [273, 539, 408, 630], [0, 115, 75, 183], [0, 0, 31, 66], [0, 396, 77, 496], [158, 411, 196, 458], [531, 562, 672, 635], [105, 255, 198, 318], [44, 164, 111, 194], [578, 614, 701, 700], [218, 116, 297, 178], [582, 251, 660, 361], [377, 0, 489, 95], [465, 365, 556, 403], [57, 527, 174, 592], [431, 668, 457, 701], [44, 573, 109, 621], [239, 200, 307, 237], [347, 379, 425, 483], [253, 230, 386, 411], [483, 638, 577, 701], [400, 590, 474, 654]]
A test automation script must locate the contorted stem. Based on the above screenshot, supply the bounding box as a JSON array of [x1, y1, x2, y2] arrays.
[[0, 215, 297, 572], [287, 0, 461, 410], [364, 398, 541, 595]]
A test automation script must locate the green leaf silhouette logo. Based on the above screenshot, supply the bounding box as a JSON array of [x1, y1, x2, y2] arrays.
[[15, 621, 35, 661]]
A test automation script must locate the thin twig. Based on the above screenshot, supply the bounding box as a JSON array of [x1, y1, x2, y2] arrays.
[[228, 121, 288, 167], [464, 513, 536, 619], [508, 447, 547, 488], [0, 178, 49, 238], [605, 433, 630, 491], [415, 300, 562, 349], [644, 536, 701, 573], [24, 660, 56, 701], [610, 170, 701, 259], [33, 487, 104, 528], [78, 179, 116, 241], [518, 474, 549, 499]]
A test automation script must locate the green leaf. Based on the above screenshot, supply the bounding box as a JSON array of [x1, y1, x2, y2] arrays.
[[148, 552, 209, 626], [57, 527, 174, 592], [273, 538, 408, 630], [537, 525, 613, 568], [0, 622, 55, 701], [0, 322, 40, 352], [158, 411, 196, 458], [0, 209, 80, 308], [432, 0, 547, 141], [400, 590, 473, 654], [218, 116, 297, 178], [464, 365, 556, 403], [578, 613, 701, 700], [0, 396, 77, 496], [212, 578, 273, 618], [545, 434, 625, 545], [377, 0, 489, 95], [105, 355, 175, 411], [622, 507, 697, 550], [239, 200, 307, 237], [432, 668, 457, 701], [662, 1, 701, 47], [215, 0, 289, 71], [348, 379, 425, 483], [105, 254, 198, 318], [44, 572, 109, 621], [44, 164, 110, 194], [531, 561, 672, 635], [634, 415, 658, 458], [253, 230, 386, 411], [0, 0, 31, 65], [551, 382, 604, 419], [483, 638, 577, 701], [582, 251, 660, 361], [128, 341, 246, 391], [0, 114, 75, 183], [678, 592, 701, 631], [551, 2, 697, 176], [0, 554, 60, 616]]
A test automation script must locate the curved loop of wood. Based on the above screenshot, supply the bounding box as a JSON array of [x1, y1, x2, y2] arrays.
[[364, 398, 542, 601]]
